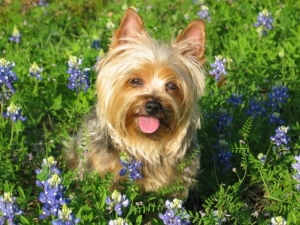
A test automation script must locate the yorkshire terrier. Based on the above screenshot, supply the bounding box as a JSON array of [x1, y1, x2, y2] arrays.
[[65, 8, 206, 199]]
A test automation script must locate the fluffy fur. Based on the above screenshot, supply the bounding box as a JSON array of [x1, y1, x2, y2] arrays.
[[65, 8, 206, 199]]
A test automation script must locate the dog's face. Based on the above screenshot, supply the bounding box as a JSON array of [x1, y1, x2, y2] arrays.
[[96, 9, 206, 150]]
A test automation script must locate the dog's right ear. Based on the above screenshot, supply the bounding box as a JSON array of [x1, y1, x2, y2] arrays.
[[110, 8, 145, 49]]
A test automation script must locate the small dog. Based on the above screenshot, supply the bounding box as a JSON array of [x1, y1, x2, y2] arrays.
[[65, 8, 206, 199]]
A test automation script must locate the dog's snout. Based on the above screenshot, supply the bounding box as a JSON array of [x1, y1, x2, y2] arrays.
[[145, 101, 162, 116]]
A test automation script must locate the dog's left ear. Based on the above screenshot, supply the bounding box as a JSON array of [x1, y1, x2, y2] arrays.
[[110, 8, 145, 49], [176, 19, 206, 64]]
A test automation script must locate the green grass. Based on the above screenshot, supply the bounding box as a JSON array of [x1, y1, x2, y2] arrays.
[[0, 0, 300, 224]]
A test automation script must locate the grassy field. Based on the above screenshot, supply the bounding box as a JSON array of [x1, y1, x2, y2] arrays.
[[0, 0, 300, 224]]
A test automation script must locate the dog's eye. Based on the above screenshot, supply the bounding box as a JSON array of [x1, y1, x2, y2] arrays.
[[130, 78, 144, 87], [165, 82, 178, 92]]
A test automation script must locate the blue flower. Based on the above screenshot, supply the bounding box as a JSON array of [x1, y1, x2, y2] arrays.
[[213, 138, 232, 169], [268, 112, 284, 124], [258, 153, 267, 165], [267, 86, 289, 110], [0, 58, 18, 93], [209, 55, 227, 81], [197, 5, 211, 21], [0, 192, 23, 225], [270, 126, 290, 150], [245, 99, 266, 118], [67, 55, 90, 93], [106, 190, 129, 216], [159, 199, 190, 225], [9, 26, 21, 43], [30, 61, 43, 80], [119, 153, 142, 181], [52, 204, 80, 225], [227, 93, 243, 107], [292, 155, 300, 191], [36, 156, 79, 224], [2, 102, 26, 122], [214, 109, 232, 133], [91, 39, 101, 50], [254, 9, 273, 36]]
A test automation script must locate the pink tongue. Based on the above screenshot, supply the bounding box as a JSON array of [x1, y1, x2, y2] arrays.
[[138, 116, 160, 133]]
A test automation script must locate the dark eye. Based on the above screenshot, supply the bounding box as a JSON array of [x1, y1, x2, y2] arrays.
[[130, 78, 144, 87], [165, 82, 178, 92]]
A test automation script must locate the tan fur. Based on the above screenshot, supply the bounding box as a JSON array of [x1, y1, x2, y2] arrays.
[[65, 8, 206, 199]]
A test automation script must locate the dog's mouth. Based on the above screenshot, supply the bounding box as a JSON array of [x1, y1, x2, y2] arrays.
[[137, 116, 160, 134]]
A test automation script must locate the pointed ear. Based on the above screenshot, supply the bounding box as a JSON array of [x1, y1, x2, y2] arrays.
[[110, 8, 145, 49], [176, 19, 206, 64]]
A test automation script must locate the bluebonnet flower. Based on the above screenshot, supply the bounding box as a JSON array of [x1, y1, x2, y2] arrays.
[[119, 153, 142, 181], [227, 93, 243, 107], [268, 112, 284, 124], [254, 9, 273, 36], [267, 86, 289, 109], [213, 138, 232, 169], [245, 99, 266, 118], [36, 156, 79, 224], [270, 126, 290, 148], [67, 55, 90, 93], [214, 109, 233, 132], [292, 155, 300, 191], [0, 192, 23, 225], [270, 216, 287, 225], [30, 61, 43, 80], [0, 58, 18, 93], [3, 102, 26, 122], [197, 5, 211, 21], [106, 190, 129, 216], [209, 55, 227, 81], [9, 26, 21, 43], [38, 0, 48, 6], [258, 153, 266, 165], [159, 198, 191, 225], [108, 217, 129, 225], [91, 39, 101, 50], [52, 204, 80, 225]]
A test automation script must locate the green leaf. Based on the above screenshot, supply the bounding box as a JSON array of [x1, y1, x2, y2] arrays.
[[20, 215, 30, 225]]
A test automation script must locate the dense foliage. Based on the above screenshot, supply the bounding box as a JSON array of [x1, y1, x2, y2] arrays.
[[0, 0, 300, 224]]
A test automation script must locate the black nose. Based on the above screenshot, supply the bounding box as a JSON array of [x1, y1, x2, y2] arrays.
[[145, 101, 162, 116]]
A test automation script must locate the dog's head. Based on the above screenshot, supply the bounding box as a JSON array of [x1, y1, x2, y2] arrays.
[[96, 9, 206, 159]]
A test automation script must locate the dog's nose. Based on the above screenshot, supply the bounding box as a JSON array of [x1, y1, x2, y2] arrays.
[[145, 101, 162, 116]]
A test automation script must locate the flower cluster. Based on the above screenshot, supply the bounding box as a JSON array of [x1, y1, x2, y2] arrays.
[[36, 156, 79, 224], [9, 26, 21, 43], [29, 61, 43, 80], [227, 93, 243, 107], [245, 99, 266, 118], [209, 55, 227, 81], [106, 190, 129, 216], [214, 139, 232, 169], [267, 86, 289, 109], [213, 109, 233, 133], [0, 192, 22, 225], [119, 153, 142, 181], [197, 5, 211, 21], [258, 153, 267, 165], [67, 55, 90, 93], [270, 126, 290, 152], [292, 155, 300, 191], [2, 102, 26, 122], [0, 58, 18, 93], [270, 216, 287, 225], [268, 112, 284, 124], [159, 198, 191, 225], [254, 9, 273, 36]]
